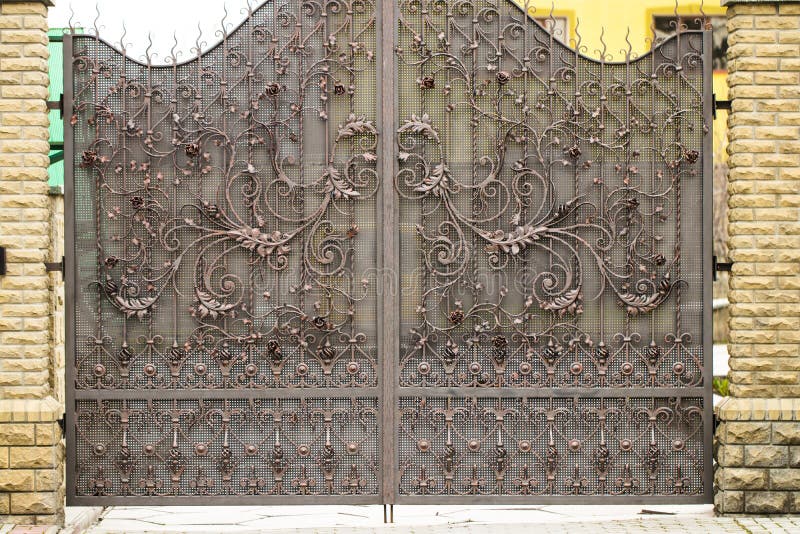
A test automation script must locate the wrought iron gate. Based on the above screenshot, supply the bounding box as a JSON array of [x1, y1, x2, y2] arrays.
[[65, 0, 713, 505]]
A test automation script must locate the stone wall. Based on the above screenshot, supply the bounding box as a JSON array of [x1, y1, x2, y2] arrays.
[[716, 398, 800, 513], [717, 0, 800, 514], [0, 0, 63, 525], [0, 0, 52, 401], [0, 398, 63, 520], [725, 0, 800, 398]]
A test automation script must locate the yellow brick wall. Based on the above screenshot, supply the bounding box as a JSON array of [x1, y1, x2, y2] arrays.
[[0, 0, 53, 400], [726, 2, 800, 397], [0, 1, 64, 525], [0, 397, 63, 520]]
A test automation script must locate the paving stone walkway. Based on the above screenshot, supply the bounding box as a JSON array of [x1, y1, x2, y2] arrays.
[[56, 505, 800, 533]]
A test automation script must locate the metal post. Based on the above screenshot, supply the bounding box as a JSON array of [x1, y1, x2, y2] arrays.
[[383, 504, 394, 524]]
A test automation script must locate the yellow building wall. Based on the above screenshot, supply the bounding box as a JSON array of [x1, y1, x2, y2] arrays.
[[514, 1, 728, 158], [513, 1, 722, 56]]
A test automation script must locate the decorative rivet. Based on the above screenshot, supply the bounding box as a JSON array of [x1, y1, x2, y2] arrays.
[[195, 443, 208, 456], [621, 362, 634, 375], [143, 444, 155, 455], [519, 362, 532, 375], [570, 362, 583, 375], [418, 361, 431, 375], [246, 444, 258, 455], [347, 361, 360, 374], [673, 362, 685, 375], [143, 364, 156, 376], [93, 444, 106, 456], [347, 442, 359, 454], [620, 439, 633, 451], [245, 364, 257, 376], [296, 363, 308, 376], [469, 362, 481, 375], [569, 439, 581, 451], [518, 440, 532, 453], [297, 444, 310, 456], [672, 439, 685, 451], [93, 364, 106, 377], [417, 439, 430, 452], [468, 439, 480, 452], [194, 363, 207, 375]]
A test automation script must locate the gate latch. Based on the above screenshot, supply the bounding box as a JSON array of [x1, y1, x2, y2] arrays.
[[713, 255, 733, 281], [45, 256, 65, 276]]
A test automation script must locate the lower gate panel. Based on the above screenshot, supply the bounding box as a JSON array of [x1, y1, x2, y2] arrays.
[[72, 398, 380, 501], [397, 397, 705, 501]]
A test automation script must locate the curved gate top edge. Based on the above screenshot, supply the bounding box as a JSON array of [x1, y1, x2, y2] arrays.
[[65, 0, 713, 505], [65, 0, 708, 69]]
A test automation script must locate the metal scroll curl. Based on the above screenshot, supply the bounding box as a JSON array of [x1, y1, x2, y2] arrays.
[[70, 0, 380, 391], [395, 0, 707, 391]]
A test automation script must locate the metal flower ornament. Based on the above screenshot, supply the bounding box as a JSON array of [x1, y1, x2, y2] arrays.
[[71, 0, 380, 391]]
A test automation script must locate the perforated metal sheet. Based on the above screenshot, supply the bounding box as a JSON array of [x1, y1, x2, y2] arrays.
[[65, 0, 712, 505], [66, 0, 382, 503], [392, 0, 712, 503], [74, 398, 379, 498], [397, 397, 704, 497]]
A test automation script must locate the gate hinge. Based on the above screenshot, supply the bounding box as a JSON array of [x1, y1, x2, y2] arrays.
[[45, 256, 65, 275], [713, 255, 733, 281], [46, 94, 64, 119], [712, 93, 731, 119], [57, 415, 66, 436]]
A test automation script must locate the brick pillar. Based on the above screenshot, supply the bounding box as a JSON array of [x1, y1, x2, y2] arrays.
[[716, 0, 800, 514], [0, 0, 63, 525]]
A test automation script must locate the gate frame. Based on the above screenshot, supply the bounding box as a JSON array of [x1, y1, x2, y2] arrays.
[[62, 4, 715, 506]]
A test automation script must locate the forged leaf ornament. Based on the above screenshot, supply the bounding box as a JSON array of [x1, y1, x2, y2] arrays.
[[227, 227, 292, 258], [109, 285, 157, 320], [193, 288, 237, 320], [414, 162, 451, 196], [540, 287, 584, 317], [482, 225, 546, 255], [323, 166, 361, 199], [336, 114, 378, 142], [398, 113, 440, 143], [618, 276, 675, 317]]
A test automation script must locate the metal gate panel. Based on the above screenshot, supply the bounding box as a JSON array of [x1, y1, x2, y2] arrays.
[[64, 0, 713, 505], [391, 1, 712, 503], [65, 0, 384, 503]]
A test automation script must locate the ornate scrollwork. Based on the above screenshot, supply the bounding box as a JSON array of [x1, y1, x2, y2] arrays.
[[74, 398, 379, 497], [68, 0, 710, 504], [71, 0, 379, 390], [395, 0, 706, 389], [398, 396, 705, 496]]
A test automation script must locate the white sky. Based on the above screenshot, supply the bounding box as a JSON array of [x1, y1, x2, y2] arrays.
[[49, 0, 254, 63], [48, 0, 703, 64]]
